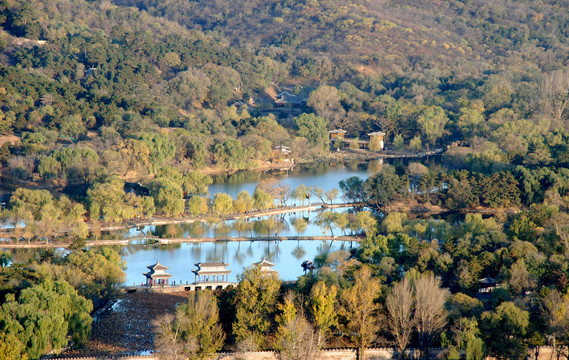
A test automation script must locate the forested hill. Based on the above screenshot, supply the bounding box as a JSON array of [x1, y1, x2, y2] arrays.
[[1, 0, 569, 214], [116, 0, 569, 75]]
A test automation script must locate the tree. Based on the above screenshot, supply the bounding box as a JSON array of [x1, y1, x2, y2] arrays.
[[292, 185, 311, 206], [340, 266, 381, 360], [369, 136, 383, 152], [213, 193, 234, 215], [339, 176, 365, 203], [277, 314, 321, 360], [365, 171, 409, 209], [234, 190, 253, 213], [416, 106, 449, 146], [120, 139, 150, 175], [414, 274, 449, 359], [0, 279, 93, 359], [233, 265, 281, 349], [315, 211, 339, 236], [63, 247, 126, 307], [176, 291, 225, 359], [182, 172, 213, 196], [540, 68, 569, 128], [253, 189, 274, 210], [308, 281, 338, 346], [214, 139, 247, 169], [153, 314, 185, 360], [152, 179, 184, 217], [169, 68, 211, 109], [276, 290, 298, 348], [386, 277, 415, 357], [294, 113, 329, 151], [187, 196, 208, 216], [292, 217, 307, 237], [480, 302, 529, 360], [324, 189, 339, 204], [307, 85, 344, 122]]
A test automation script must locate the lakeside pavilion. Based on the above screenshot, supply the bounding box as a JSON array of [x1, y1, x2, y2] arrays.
[[143, 260, 173, 286], [193, 262, 231, 283], [254, 257, 278, 276]]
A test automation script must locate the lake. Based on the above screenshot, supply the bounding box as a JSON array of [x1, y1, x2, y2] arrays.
[[121, 239, 356, 285]]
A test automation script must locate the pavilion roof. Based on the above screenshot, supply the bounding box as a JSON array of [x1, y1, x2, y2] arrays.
[[329, 129, 347, 134], [147, 260, 169, 271], [143, 270, 172, 279], [368, 131, 386, 136], [192, 262, 231, 275], [254, 257, 275, 267]]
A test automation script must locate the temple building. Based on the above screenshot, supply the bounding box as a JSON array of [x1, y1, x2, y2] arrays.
[[193, 262, 231, 283], [254, 258, 278, 276], [143, 260, 173, 286]]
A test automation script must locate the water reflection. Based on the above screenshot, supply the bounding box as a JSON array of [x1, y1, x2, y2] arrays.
[[120, 239, 358, 285], [126, 209, 352, 240]]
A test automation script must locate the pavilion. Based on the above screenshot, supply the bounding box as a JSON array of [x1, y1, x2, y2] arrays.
[[143, 260, 173, 286], [253, 257, 278, 276], [193, 262, 231, 284]]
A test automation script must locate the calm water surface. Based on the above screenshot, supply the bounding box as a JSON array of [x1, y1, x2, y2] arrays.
[[122, 240, 357, 285], [120, 158, 444, 284]]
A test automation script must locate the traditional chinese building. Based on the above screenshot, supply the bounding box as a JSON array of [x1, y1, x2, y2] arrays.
[[329, 129, 347, 140], [253, 257, 278, 276], [143, 260, 173, 286], [275, 91, 305, 107], [193, 262, 231, 283], [368, 131, 386, 150], [477, 277, 500, 293], [273, 144, 292, 160]]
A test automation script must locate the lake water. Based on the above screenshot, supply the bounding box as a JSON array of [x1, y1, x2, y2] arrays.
[[208, 159, 383, 200], [119, 160, 384, 284], [122, 239, 356, 285], [7, 157, 443, 284]]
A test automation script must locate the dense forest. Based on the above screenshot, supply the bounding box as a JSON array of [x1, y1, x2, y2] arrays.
[[2, 0, 569, 359]]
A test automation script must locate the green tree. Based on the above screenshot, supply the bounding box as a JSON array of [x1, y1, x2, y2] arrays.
[[365, 172, 409, 209], [151, 179, 184, 217], [234, 190, 253, 213], [233, 265, 281, 349], [294, 113, 329, 151], [339, 176, 365, 203], [253, 189, 274, 210], [182, 172, 213, 196], [214, 139, 247, 169], [0, 279, 93, 359], [416, 106, 449, 146], [187, 196, 209, 216], [480, 302, 529, 360], [176, 291, 225, 359], [213, 193, 234, 215], [140, 132, 176, 172]]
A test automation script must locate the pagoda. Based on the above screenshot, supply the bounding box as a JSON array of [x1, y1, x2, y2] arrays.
[[143, 260, 173, 286]]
